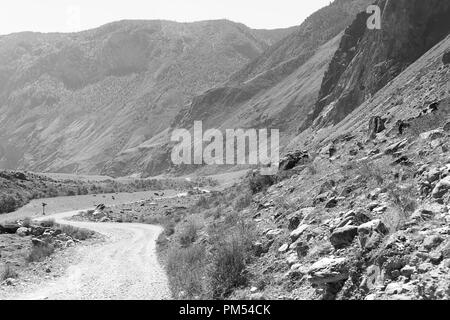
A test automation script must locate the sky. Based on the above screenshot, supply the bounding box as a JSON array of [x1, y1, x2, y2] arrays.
[[0, 0, 331, 35]]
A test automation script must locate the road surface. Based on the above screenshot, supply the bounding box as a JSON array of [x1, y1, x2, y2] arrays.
[[13, 210, 171, 300]]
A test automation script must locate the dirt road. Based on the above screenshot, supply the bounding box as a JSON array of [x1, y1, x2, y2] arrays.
[[11, 210, 171, 300]]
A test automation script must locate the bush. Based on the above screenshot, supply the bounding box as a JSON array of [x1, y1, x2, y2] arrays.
[[248, 173, 275, 194], [384, 183, 418, 231], [166, 244, 206, 299], [57, 224, 94, 241], [0, 263, 18, 281], [40, 219, 55, 228], [179, 219, 200, 247], [233, 192, 252, 211], [27, 242, 55, 262], [209, 235, 249, 299]]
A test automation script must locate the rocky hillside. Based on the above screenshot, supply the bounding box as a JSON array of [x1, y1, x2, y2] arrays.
[[0, 20, 290, 175], [155, 35, 450, 299]]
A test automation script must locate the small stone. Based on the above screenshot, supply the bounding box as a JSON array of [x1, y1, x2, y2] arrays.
[[400, 265, 416, 278], [422, 235, 443, 250], [278, 244, 289, 253], [290, 224, 309, 242]]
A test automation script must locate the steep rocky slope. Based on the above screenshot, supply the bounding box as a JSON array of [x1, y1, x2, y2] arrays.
[[306, 0, 450, 130], [0, 20, 290, 175]]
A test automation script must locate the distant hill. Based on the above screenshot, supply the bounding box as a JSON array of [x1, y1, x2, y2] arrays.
[[0, 19, 291, 175]]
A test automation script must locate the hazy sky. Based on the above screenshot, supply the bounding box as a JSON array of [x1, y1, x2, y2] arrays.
[[0, 0, 331, 35]]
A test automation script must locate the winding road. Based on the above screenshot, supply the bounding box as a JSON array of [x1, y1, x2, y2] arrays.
[[13, 210, 172, 300]]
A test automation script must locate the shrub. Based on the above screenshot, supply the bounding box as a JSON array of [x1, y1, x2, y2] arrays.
[[233, 192, 253, 211], [57, 224, 94, 241], [166, 244, 206, 299], [0, 263, 18, 281], [248, 173, 275, 194], [27, 242, 55, 262], [209, 235, 249, 299], [179, 219, 200, 247], [40, 219, 55, 228]]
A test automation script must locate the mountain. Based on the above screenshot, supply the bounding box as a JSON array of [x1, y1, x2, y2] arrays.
[[117, 0, 373, 177], [0, 19, 291, 174]]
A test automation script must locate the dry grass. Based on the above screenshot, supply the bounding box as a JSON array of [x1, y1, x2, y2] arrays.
[[0, 263, 18, 281], [57, 224, 94, 241], [179, 218, 201, 247], [166, 244, 207, 299], [26, 242, 55, 263]]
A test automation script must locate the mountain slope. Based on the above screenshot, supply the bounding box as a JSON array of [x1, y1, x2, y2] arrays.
[[306, 0, 450, 130], [117, 0, 373, 177], [0, 20, 290, 174]]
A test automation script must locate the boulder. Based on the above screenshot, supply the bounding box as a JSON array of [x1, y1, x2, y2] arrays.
[[368, 116, 386, 139], [16, 227, 29, 237], [307, 257, 349, 285], [278, 243, 289, 253], [357, 219, 388, 249], [384, 139, 408, 155], [443, 51, 450, 65], [330, 225, 358, 249], [420, 129, 445, 141], [422, 235, 443, 251], [432, 176, 450, 199], [290, 224, 309, 242], [279, 150, 309, 171]]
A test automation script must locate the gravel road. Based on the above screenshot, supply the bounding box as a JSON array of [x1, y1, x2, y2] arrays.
[[12, 210, 172, 300]]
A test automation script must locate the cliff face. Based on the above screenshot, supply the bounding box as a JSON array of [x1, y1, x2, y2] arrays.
[[308, 0, 450, 129]]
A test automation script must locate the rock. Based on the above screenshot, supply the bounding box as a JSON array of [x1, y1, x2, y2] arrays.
[[307, 257, 348, 285], [0, 223, 20, 234], [253, 242, 268, 257], [417, 262, 432, 273], [279, 150, 309, 171], [400, 265, 416, 278], [357, 219, 388, 249], [385, 282, 408, 295], [30, 226, 45, 236], [384, 139, 408, 155], [325, 197, 338, 208], [368, 116, 386, 139], [422, 235, 443, 250], [410, 207, 435, 222], [330, 225, 358, 249], [429, 252, 443, 265], [426, 168, 441, 184], [444, 122, 450, 132], [290, 224, 309, 242], [16, 227, 29, 237], [291, 240, 309, 257], [420, 129, 445, 141], [432, 176, 450, 199], [278, 244, 289, 253], [288, 214, 300, 231], [286, 253, 298, 266], [443, 51, 450, 65], [266, 229, 283, 239], [367, 201, 380, 211]]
